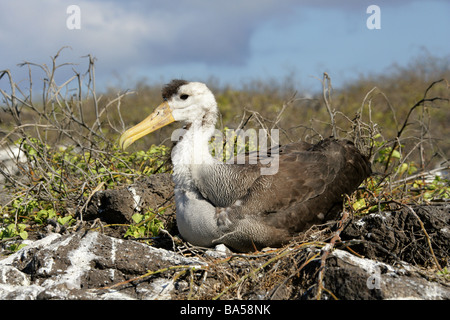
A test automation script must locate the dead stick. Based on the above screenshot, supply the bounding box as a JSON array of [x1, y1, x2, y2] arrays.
[[393, 200, 443, 272], [315, 199, 352, 300]]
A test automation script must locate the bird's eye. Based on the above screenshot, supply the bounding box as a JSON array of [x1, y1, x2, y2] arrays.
[[180, 94, 189, 100]]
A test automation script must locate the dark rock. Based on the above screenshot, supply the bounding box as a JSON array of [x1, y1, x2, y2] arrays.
[[84, 173, 176, 232], [0, 229, 449, 300], [341, 204, 450, 267], [0, 231, 204, 300], [298, 249, 450, 300]]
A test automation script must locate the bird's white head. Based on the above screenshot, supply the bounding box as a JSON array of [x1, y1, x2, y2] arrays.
[[166, 80, 218, 124], [119, 80, 218, 149]]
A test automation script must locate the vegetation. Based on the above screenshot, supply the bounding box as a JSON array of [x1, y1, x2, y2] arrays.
[[0, 48, 449, 258]]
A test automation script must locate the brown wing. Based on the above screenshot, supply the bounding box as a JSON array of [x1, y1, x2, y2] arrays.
[[193, 140, 314, 208], [260, 139, 372, 233], [193, 138, 371, 251]]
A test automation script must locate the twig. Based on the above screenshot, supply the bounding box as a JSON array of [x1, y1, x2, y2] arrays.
[[321, 72, 337, 138], [99, 264, 204, 291], [267, 250, 321, 299], [212, 247, 293, 300], [384, 79, 448, 174], [390, 166, 449, 186], [79, 181, 105, 222], [392, 200, 443, 272], [315, 198, 352, 300]]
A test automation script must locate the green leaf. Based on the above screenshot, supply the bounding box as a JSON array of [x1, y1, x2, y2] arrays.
[[132, 213, 143, 224], [19, 230, 28, 240], [397, 163, 409, 176], [352, 198, 366, 211], [16, 243, 28, 251], [57, 215, 74, 226], [391, 150, 401, 159]]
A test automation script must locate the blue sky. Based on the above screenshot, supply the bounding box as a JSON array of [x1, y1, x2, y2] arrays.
[[0, 0, 449, 93]]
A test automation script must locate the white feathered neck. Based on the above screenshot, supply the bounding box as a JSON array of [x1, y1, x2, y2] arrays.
[[169, 83, 219, 191]]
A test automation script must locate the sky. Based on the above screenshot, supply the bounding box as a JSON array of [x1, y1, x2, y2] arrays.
[[0, 0, 449, 94]]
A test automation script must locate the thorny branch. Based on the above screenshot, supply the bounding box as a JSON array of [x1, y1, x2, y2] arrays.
[[0, 48, 137, 220], [383, 79, 449, 174]]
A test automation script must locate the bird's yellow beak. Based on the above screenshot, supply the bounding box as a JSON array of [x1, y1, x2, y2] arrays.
[[119, 101, 175, 150]]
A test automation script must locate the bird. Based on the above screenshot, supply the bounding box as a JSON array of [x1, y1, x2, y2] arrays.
[[119, 79, 371, 252]]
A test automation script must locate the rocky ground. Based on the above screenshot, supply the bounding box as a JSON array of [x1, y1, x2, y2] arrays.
[[0, 173, 449, 300]]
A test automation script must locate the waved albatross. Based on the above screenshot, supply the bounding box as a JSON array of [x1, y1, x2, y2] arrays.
[[119, 79, 371, 252]]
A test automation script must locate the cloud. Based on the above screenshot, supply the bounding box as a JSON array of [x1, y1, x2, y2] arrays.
[[1, 0, 448, 89], [0, 0, 299, 70], [88, 0, 300, 66], [0, 0, 435, 68]]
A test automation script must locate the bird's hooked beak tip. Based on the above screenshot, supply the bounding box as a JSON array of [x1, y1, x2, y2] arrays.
[[119, 101, 175, 150]]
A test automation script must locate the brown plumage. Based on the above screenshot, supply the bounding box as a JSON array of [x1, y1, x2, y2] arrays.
[[119, 80, 372, 252], [197, 138, 371, 251]]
